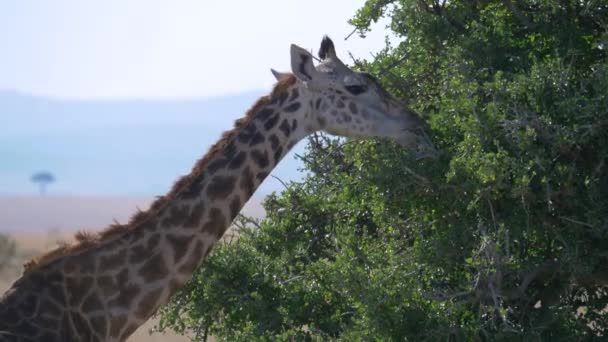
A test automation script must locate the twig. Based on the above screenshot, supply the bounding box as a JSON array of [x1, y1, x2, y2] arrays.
[[486, 198, 498, 231], [347, 51, 366, 69], [344, 27, 358, 41], [279, 275, 306, 285], [378, 54, 409, 77], [488, 280, 502, 322], [505, 230, 510, 260], [402, 165, 430, 184], [559, 216, 594, 228], [235, 213, 262, 230], [271, 174, 289, 190]]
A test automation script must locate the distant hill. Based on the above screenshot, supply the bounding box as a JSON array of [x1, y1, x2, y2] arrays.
[[0, 90, 261, 136], [0, 90, 306, 195]]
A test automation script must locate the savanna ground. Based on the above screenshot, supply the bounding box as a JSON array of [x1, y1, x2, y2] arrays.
[[0, 196, 264, 341]]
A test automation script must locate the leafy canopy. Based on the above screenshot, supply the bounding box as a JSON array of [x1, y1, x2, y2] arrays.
[[159, 1, 608, 340]]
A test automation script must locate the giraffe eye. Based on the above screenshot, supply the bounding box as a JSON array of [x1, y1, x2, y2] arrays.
[[345, 85, 367, 95]]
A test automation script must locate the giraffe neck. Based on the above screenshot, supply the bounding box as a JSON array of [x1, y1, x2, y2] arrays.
[[100, 75, 311, 340], [0, 75, 313, 342]]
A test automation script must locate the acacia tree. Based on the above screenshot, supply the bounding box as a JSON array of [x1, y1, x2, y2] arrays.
[[159, 1, 608, 340], [30, 171, 55, 195]]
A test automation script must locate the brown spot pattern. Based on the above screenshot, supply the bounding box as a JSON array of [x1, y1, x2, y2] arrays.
[[273, 90, 288, 106], [269, 134, 280, 151], [201, 208, 227, 238], [138, 253, 168, 283], [179, 240, 205, 273], [168, 279, 182, 295], [122, 322, 140, 338], [264, 114, 280, 130], [206, 175, 236, 200], [284, 102, 301, 112], [129, 245, 149, 264], [274, 147, 283, 166], [20, 76, 298, 275], [185, 202, 205, 228], [97, 275, 119, 297], [315, 98, 322, 109], [237, 124, 257, 144], [256, 171, 268, 182], [166, 234, 193, 263], [240, 166, 255, 197], [39, 297, 62, 317], [229, 196, 241, 220], [66, 276, 93, 307], [135, 288, 163, 319], [207, 158, 228, 173], [161, 204, 190, 227], [317, 116, 327, 128], [71, 312, 90, 338], [257, 108, 274, 121], [99, 249, 126, 272], [250, 150, 269, 168], [279, 119, 291, 137], [289, 88, 299, 102], [81, 292, 103, 313], [117, 268, 129, 284], [90, 316, 107, 337], [228, 151, 246, 169], [108, 283, 139, 308], [109, 315, 127, 338], [47, 282, 65, 304], [250, 131, 265, 146]]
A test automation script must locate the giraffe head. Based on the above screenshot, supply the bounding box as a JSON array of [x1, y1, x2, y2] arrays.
[[275, 36, 436, 159]]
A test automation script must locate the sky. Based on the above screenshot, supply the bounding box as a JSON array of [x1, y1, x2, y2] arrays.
[[0, 0, 392, 99], [0, 1, 396, 197]]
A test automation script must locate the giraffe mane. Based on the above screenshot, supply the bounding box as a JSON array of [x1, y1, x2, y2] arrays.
[[23, 74, 297, 274]]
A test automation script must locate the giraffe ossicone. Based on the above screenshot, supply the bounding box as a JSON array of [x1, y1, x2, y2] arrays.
[[0, 36, 435, 341]]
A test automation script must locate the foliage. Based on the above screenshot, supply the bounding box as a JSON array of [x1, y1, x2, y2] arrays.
[[160, 1, 608, 340]]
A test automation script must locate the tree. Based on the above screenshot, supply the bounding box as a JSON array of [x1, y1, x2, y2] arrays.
[[159, 1, 608, 340], [30, 171, 55, 195]]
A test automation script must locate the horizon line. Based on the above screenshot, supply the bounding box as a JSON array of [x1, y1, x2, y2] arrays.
[[0, 86, 269, 103]]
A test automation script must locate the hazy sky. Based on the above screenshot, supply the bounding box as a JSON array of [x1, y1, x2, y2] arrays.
[[0, 1, 397, 197], [0, 0, 392, 99]]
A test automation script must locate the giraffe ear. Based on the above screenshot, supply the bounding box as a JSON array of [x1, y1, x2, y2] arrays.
[[290, 44, 318, 82], [270, 68, 290, 81], [318, 35, 337, 60]]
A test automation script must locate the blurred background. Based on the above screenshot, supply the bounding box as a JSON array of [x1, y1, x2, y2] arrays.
[[0, 1, 390, 340]]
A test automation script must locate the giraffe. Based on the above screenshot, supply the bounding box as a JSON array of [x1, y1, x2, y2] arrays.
[[0, 36, 436, 341]]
